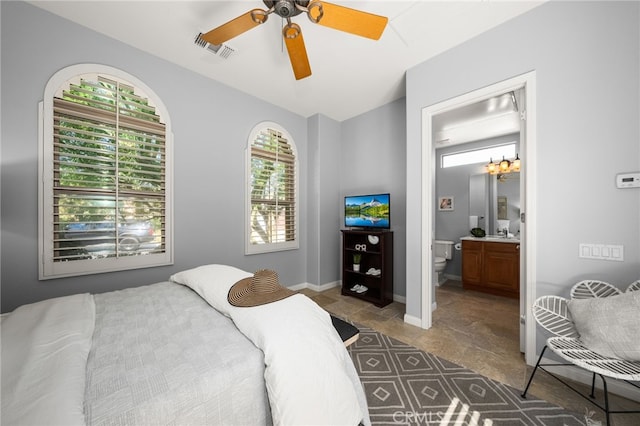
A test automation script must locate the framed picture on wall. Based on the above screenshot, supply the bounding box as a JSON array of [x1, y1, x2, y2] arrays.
[[438, 196, 454, 211]]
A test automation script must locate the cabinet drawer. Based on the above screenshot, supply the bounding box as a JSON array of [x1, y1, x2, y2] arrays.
[[462, 240, 483, 250], [484, 241, 519, 253]]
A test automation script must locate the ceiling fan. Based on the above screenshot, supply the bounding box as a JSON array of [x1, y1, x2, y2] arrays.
[[199, 1, 388, 80]]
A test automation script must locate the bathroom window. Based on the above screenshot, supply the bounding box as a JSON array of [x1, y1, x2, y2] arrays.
[[441, 143, 516, 168]]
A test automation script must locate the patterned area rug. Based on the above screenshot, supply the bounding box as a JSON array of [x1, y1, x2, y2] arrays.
[[348, 325, 587, 425]]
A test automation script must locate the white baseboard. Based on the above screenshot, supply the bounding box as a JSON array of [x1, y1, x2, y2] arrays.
[[393, 294, 406, 304], [289, 282, 309, 291], [403, 313, 421, 327], [405, 301, 440, 325], [537, 356, 640, 403], [301, 280, 407, 306], [296, 280, 340, 292], [302, 282, 419, 329]]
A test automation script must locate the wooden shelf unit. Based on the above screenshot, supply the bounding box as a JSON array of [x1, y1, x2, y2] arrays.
[[341, 229, 393, 307]]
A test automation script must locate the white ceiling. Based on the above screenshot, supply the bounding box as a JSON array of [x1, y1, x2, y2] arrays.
[[28, 0, 544, 122], [433, 91, 522, 147]]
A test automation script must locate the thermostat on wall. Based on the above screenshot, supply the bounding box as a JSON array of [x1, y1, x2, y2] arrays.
[[616, 172, 640, 188]]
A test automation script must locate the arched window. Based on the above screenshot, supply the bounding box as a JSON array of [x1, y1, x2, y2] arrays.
[[39, 64, 173, 279], [246, 122, 298, 254]]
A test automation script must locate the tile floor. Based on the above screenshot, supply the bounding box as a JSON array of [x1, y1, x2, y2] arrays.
[[301, 280, 640, 425]]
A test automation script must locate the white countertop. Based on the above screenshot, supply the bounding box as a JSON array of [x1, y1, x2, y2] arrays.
[[461, 235, 520, 244]]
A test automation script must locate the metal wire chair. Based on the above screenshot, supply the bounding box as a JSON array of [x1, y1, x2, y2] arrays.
[[570, 280, 621, 299], [522, 287, 640, 426], [627, 280, 640, 293]]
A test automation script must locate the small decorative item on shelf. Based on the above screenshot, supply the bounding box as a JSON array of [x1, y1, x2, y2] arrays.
[[353, 253, 361, 272]]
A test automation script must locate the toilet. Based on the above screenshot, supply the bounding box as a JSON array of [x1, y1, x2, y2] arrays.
[[434, 240, 454, 285]]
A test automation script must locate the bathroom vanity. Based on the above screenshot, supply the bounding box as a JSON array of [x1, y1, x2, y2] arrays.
[[461, 237, 519, 298]]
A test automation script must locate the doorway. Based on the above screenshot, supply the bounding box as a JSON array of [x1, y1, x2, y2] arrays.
[[420, 72, 537, 365]]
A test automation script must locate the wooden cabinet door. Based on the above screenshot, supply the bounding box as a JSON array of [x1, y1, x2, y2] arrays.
[[483, 242, 519, 298], [462, 240, 483, 287]]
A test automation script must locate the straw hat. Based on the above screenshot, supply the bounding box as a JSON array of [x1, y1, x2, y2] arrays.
[[227, 269, 296, 307]]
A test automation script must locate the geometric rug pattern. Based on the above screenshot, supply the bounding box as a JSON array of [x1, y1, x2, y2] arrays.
[[348, 325, 589, 425]]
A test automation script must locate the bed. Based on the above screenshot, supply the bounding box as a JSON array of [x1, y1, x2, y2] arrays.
[[1, 264, 369, 426]]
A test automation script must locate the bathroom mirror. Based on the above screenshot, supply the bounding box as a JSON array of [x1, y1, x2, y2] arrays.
[[469, 173, 520, 235]]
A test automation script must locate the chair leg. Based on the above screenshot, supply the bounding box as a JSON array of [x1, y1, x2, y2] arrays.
[[521, 345, 548, 397], [599, 374, 611, 426], [589, 372, 597, 399]]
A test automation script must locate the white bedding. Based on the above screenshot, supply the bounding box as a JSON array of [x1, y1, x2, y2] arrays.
[[171, 264, 369, 426], [1, 293, 95, 426], [231, 294, 366, 425], [2, 264, 368, 426], [84, 282, 271, 425]]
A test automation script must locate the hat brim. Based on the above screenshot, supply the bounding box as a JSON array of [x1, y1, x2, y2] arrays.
[[228, 277, 296, 307]]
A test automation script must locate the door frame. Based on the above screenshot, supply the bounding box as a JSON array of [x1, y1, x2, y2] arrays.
[[420, 71, 538, 365]]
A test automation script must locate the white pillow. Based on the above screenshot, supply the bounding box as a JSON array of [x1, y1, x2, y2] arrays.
[[567, 291, 640, 361], [170, 264, 252, 316]]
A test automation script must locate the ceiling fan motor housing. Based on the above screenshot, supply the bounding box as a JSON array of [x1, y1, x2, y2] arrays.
[[264, 0, 309, 18]]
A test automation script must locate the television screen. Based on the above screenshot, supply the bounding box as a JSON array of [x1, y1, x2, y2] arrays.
[[344, 193, 390, 229]]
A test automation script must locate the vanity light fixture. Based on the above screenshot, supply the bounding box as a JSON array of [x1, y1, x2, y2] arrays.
[[499, 156, 511, 172], [486, 154, 520, 175]]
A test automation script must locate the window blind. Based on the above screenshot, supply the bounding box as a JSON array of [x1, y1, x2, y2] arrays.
[[52, 76, 166, 261], [250, 128, 296, 245]]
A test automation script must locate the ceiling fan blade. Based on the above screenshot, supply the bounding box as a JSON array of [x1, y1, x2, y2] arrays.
[[201, 9, 268, 45], [283, 23, 312, 80], [310, 1, 387, 40]]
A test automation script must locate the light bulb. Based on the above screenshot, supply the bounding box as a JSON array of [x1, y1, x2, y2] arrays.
[[512, 154, 521, 172], [486, 158, 496, 174], [499, 156, 510, 172]]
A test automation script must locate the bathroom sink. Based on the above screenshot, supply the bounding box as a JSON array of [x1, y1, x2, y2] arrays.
[[484, 235, 519, 242], [461, 235, 520, 243]]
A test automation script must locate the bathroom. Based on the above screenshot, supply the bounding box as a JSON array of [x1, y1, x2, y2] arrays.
[[432, 91, 523, 287], [434, 134, 521, 285]]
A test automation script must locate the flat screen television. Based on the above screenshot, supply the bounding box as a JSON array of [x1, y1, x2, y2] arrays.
[[344, 193, 390, 229]]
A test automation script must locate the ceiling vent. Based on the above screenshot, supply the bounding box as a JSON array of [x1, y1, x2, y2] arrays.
[[194, 33, 236, 59]]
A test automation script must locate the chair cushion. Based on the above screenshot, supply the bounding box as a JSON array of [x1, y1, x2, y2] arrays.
[[567, 291, 640, 361]]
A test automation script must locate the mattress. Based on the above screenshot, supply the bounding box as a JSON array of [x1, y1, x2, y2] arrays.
[[84, 282, 272, 425]]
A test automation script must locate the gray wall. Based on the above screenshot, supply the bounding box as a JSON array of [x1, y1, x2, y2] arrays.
[[307, 114, 342, 287], [3, 1, 638, 318], [340, 98, 407, 298], [1, 2, 310, 312], [406, 1, 640, 319], [0, 2, 407, 312]]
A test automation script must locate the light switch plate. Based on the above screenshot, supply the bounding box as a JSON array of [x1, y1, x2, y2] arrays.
[[579, 243, 624, 261]]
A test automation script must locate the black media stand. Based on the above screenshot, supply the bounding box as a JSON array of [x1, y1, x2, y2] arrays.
[[341, 229, 393, 307]]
